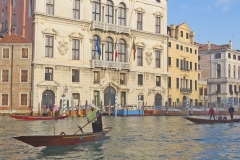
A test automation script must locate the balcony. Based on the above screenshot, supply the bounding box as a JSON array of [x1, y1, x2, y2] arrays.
[[91, 21, 130, 34], [208, 77, 240, 84], [180, 67, 190, 71], [180, 88, 192, 94], [90, 60, 130, 70]]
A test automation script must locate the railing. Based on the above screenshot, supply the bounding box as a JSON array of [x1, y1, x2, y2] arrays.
[[180, 67, 190, 71], [180, 87, 192, 94], [90, 59, 130, 70], [208, 77, 240, 84], [92, 21, 130, 34]]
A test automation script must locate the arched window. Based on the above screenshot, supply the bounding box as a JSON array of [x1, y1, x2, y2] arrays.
[[92, 35, 101, 60], [118, 3, 126, 26], [118, 39, 127, 62], [105, 0, 113, 24], [217, 64, 221, 78], [92, 0, 101, 21], [234, 65, 236, 78], [105, 37, 113, 61], [228, 64, 231, 78]]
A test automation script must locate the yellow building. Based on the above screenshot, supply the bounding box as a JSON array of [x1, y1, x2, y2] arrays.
[[167, 23, 201, 108]]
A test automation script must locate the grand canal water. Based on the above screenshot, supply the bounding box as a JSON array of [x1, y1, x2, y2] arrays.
[[0, 115, 240, 160]]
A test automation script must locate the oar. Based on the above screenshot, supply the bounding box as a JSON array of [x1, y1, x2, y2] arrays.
[[74, 116, 97, 134]]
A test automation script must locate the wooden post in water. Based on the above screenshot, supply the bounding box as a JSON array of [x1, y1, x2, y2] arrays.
[[108, 100, 111, 116], [154, 101, 156, 115], [78, 100, 81, 117], [142, 101, 145, 116]]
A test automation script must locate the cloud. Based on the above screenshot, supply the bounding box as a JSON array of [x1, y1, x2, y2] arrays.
[[179, 5, 210, 11], [216, 0, 237, 11]]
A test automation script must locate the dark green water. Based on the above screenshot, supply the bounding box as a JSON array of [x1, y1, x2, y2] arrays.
[[0, 115, 240, 160]]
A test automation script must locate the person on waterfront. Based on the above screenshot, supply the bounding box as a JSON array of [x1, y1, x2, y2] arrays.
[[228, 105, 235, 119], [85, 104, 102, 133], [208, 106, 215, 120], [223, 115, 227, 120], [29, 106, 33, 116]]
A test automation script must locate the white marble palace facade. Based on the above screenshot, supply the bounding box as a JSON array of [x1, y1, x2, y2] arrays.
[[32, 0, 168, 111]]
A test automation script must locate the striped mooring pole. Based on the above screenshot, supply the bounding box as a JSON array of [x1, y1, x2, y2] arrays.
[[138, 95, 141, 109], [62, 85, 68, 116], [186, 96, 189, 111], [115, 93, 117, 117]]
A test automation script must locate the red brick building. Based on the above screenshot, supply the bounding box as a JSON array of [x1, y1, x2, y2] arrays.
[[0, 34, 32, 114]]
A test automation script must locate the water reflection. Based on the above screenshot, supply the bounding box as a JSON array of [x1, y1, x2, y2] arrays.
[[0, 116, 240, 159]]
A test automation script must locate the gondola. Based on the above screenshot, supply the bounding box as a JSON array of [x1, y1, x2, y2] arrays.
[[13, 127, 112, 147], [184, 117, 240, 124], [10, 115, 68, 120]]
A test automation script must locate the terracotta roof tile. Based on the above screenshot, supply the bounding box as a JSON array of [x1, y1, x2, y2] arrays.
[[0, 34, 31, 43], [195, 42, 229, 51]]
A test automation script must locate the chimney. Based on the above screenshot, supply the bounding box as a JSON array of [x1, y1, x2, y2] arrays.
[[208, 41, 211, 51], [229, 40, 232, 50], [170, 24, 176, 38], [190, 31, 195, 44]]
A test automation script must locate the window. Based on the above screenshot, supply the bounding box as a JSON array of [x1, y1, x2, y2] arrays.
[[21, 94, 27, 105], [198, 64, 201, 70], [72, 69, 79, 82], [73, 0, 80, 19], [28, 0, 33, 16], [195, 80, 197, 90], [180, 31, 183, 37], [118, 39, 127, 62], [180, 45, 183, 51], [45, 67, 53, 81], [2, 69, 9, 82], [190, 48, 192, 53], [195, 63, 197, 70], [72, 39, 80, 60], [190, 80, 192, 89], [186, 33, 189, 39], [2, 48, 9, 58], [176, 59, 179, 67], [92, 35, 100, 60], [176, 78, 179, 88], [118, 3, 126, 26], [228, 53, 231, 58], [229, 85, 232, 92], [233, 54, 236, 60], [138, 74, 143, 86], [21, 70, 28, 82], [155, 17, 160, 34], [2, 94, 8, 105], [137, 13, 142, 30], [93, 71, 100, 83], [186, 47, 189, 52], [46, 0, 54, 15], [120, 73, 126, 85], [45, 36, 53, 58], [195, 50, 197, 54], [137, 48, 143, 66], [155, 50, 160, 68], [156, 76, 161, 86], [228, 64, 231, 78], [105, 37, 113, 61], [168, 77, 171, 88], [73, 93, 80, 99], [168, 57, 171, 66], [176, 44, 179, 50], [168, 42, 171, 47], [92, 0, 100, 21], [190, 62, 192, 70], [215, 53, 221, 59], [234, 65, 236, 78], [22, 48, 28, 58], [238, 56, 240, 61], [105, 0, 113, 24]]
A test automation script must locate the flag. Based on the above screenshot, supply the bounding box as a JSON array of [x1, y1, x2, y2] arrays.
[[115, 39, 118, 58], [96, 36, 101, 55], [132, 39, 136, 60]]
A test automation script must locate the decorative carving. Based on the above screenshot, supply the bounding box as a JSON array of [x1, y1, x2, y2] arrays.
[[145, 51, 153, 65], [69, 31, 84, 41], [153, 11, 164, 17], [58, 39, 68, 56], [153, 44, 163, 50], [42, 27, 58, 38], [135, 7, 146, 14], [34, 64, 44, 69], [136, 41, 146, 48]]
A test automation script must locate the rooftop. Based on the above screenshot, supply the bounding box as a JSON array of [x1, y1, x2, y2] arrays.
[[0, 34, 31, 43]]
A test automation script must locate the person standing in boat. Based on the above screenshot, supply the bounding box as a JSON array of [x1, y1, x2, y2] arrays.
[[208, 106, 215, 120], [228, 105, 235, 119], [86, 104, 102, 133]]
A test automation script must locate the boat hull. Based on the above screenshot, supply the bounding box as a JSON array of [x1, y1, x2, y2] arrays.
[[184, 117, 240, 124], [13, 127, 112, 147], [10, 115, 68, 120]]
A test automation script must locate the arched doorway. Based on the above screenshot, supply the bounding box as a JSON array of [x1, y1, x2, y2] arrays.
[[155, 94, 162, 106], [42, 90, 55, 110], [104, 86, 116, 106]]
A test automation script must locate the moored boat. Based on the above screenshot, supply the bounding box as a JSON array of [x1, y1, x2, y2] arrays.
[[10, 115, 68, 120], [13, 127, 112, 147], [184, 117, 240, 124]]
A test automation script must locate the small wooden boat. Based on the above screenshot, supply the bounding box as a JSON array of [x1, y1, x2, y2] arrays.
[[10, 115, 68, 121], [13, 127, 112, 147], [184, 117, 240, 124]]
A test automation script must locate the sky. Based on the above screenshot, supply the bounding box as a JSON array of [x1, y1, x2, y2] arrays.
[[167, 0, 240, 50]]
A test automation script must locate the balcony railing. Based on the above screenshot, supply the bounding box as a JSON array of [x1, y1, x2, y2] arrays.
[[92, 21, 130, 34], [180, 88, 192, 94], [208, 77, 240, 84], [180, 67, 190, 71], [90, 60, 130, 70]]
